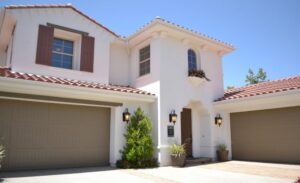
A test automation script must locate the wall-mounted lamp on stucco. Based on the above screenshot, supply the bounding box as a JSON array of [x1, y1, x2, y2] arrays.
[[123, 108, 131, 123], [215, 114, 223, 127], [169, 110, 177, 124]]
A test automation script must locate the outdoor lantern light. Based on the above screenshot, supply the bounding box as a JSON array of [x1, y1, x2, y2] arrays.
[[215, 114, 223, 127], [169, 110, 177, 124], [123, 108, 131, 123]]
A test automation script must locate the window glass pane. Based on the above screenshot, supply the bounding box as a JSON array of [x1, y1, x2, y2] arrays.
[[188, 49, 197, 71], [140, 62, 145, 76], [64, 40, 73, 48], [52, 53, 61, 67], [139, 60, 150, 76], [139, 45, 150, 62], [139, 45, 150, 76], [51, 53, 61, 67], [145, 61, 150, 74], [53, 39, 63, 52], [51, 38, 74, 69], [64, 46, 73, 54], [53, 38, 63, 46], [62, 55, 72, 69], [63, 40, 74, 54], [52, 53, 61, 62]]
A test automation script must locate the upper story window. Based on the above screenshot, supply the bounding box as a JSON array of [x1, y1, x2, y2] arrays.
[[139, 45, 150, 76], [36, 24, 95, 72], [188, 49, 197, 71], [52, 38, 74, 69]]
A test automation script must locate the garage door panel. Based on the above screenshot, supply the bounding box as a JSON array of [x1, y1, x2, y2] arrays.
[[11, 122, 48, 149], [0, 99, 110, 171], [231, 106, 300, 164], [12, 101, 49, 123]]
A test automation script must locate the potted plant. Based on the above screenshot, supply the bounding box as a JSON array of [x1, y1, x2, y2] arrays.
[[169, 144, 186, 167], [188, 70, 211, 81], [0, 145, 5, 169], [216, 144, 229, 162], [187, 70, 211, 86]]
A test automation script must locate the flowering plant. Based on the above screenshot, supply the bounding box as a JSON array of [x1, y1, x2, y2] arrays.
[[188, 70, 211, 81]]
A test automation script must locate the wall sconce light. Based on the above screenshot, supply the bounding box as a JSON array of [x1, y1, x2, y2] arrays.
[[169, 110, 177, 124], [123, 108, 131, 123], [215, 114, 223, 127]]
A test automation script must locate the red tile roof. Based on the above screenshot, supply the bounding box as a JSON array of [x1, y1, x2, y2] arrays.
[[216, 76, 300, 102], [130, 17, 234, 49], [0, 67, 154, 96], [5, 4, 119, 37]]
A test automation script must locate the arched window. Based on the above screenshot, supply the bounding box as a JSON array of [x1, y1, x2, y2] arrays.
[[188, 49, 197, 71]]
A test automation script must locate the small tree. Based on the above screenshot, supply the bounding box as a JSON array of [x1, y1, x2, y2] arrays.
[[226, 86, 235, 90], [117, 107, 156, 168], [245, 68, 267, 85]]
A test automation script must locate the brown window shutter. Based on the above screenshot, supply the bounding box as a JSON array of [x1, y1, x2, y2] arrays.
[[35, 25, 54, 66], [80, 35, 95, 72]]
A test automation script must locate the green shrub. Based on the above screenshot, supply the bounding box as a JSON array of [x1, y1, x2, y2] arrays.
[[169, 144, 185, 157], [217, 144, 227, 151], [117, 107, 157, 168]]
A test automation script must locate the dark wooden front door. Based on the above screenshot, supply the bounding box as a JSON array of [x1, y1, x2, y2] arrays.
[[181, 108, 192, 158]]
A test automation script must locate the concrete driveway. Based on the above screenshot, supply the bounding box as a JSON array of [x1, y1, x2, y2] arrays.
[[0, 161, 299, 183]]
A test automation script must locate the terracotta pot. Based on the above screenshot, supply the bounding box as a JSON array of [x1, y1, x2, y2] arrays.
[[170, 154, 186, 167], [217, 150, 229, 162]]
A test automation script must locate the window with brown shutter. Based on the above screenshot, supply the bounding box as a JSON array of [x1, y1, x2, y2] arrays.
[[36, 25, 54, 66], [80, 35, 95, 72], [35, 24, 95, 72]]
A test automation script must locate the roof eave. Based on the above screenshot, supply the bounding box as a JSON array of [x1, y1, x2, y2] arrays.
[[214, 88, 300, 105], [126, 19, 235, 52], [4, 4, 119, 38], [0, 77, 157, 103]]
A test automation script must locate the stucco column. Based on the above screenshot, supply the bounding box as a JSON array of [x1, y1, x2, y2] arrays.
[[109, 106, 126, 166]]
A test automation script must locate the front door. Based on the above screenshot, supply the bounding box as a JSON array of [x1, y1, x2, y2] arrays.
[[181, 108, 193, 158]]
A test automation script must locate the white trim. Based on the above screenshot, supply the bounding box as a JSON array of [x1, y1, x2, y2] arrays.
[[0, 96, 113, 108], [0, 77, 156, 103], [214, 89, 300, 105], [127, 19, 235, 51], [214, 89, 300, 112], [157, 145, 169, 149]]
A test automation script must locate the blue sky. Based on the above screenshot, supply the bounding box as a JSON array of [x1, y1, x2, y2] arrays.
[[1, 0, 299, 87]]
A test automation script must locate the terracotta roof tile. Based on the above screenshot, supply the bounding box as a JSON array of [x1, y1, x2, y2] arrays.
[[215, 76, 300, 102], [4, 3, 234, 49], [0, 67, 154, 96], [129, 17, 234, 49], [5, 4, 119, 37]]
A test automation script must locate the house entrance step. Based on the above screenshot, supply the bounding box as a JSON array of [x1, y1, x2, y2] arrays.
[[185, 157, 212, 166]]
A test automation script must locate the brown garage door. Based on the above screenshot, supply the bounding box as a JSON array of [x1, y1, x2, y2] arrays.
[[230, 106, 300, 164], [0, 99, 110, 171]]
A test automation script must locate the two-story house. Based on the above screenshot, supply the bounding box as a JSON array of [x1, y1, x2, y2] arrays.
[[0, 4, 299, 171]]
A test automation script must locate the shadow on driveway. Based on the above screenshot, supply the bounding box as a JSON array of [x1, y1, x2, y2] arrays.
[[0, 166, 115, 178]]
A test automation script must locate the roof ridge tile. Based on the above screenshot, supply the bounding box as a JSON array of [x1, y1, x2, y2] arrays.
[[217, 76, 300, 102], [0, 67, 154, 96]]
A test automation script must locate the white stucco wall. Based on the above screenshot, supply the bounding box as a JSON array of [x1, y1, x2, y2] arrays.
[[7, 8, 115, 83], [109, 43, 130, 86], [127, 32, 228, 165], [158, 36, 224, 164]]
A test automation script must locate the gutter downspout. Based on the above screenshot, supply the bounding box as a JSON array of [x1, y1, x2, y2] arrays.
[[0, 8, 6, 34], [0, 8, 15, 67], [8, 24, 16, 67]]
